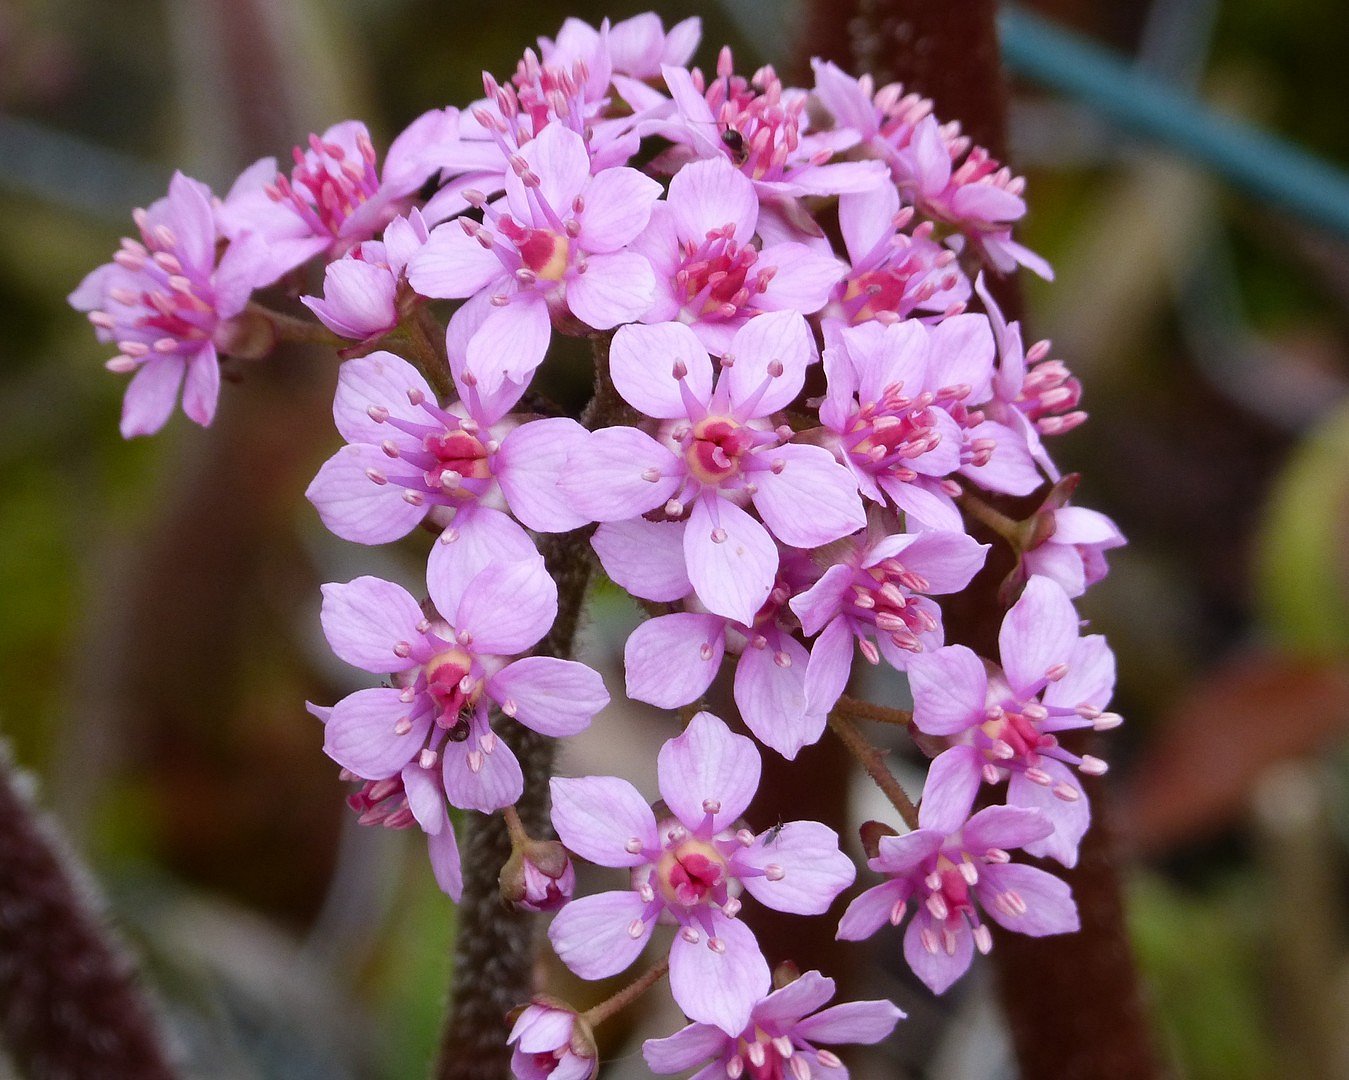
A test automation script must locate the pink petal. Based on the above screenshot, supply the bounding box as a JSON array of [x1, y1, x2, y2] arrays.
[[751, 969, 837, 1026], [668, 156, 758, 242], [907, 645, 986, 735], [550, 776, 660, 868], [1008, 760, 1089, 868], [866, 530, 988, 595], [120, 356, 184, 438], [951, 182, 1025, 224], [793, 1000, 905, 1045], [836, 881, 908, 941], [657, 711, 761, 833], [426, 505, 538, 615], [579, 167, 663, 251], [915, 746, 982, 834], [181, 344, 220, 427], [566, 250, 656, 329], [320, 577, 424, 673], [507, 124, 591, 224], [683, 496, 777, 626], [978, 862, 1080, 937], [164, 172, 218, 270], [454, 557, 557, 656], [668, 912, 770, 1035], [1053, 506, 1125, 546], [465, 293, 552, 395], [559, 427, 681, 522], [804, 617, 855, 719], [725, 310, 814, 415], [496, 417, 591, 532], [426, 815, 463, 900], [751, 443, 864, 548], [962, 420, 1042, 496], [926, 313, 994, 403], [303, 259, 397, 339], [910, 117, 953, 195], [441, 733, 523, 812], [488, 657, 608, 736], [903, 909, 972, 995], [790, 566, 853, 637], [332, 351, 435, 446], [999, 576, 1079, 695], [382, 107, 459, 192], [510, 1006, 574, 1054], [755, 243, 845, 315], [625, 613, 726, 708], [306, 443, 427, 544], [873, 829, 945, 875], [786, 159, 888, 195], [324, 687, 427, 778], [734, 637, 825, 760], [1041, 634, 1115, 714], [643, 1024, 729, 1075], [548, 890, 655, 979], [591, 519, 692, 602], [838, 183, 900, 264], [550, 776, 661, 868], [609, 321, 713, 419], [407, 224, 506, 298], [735, 820, 855, 915], [402, 762, 447, 835], [884, 477, 963, 531], [961, 804, 1055, 853]]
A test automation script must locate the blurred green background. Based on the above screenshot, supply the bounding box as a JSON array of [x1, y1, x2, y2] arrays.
[[5, 0, 1349, 1076]]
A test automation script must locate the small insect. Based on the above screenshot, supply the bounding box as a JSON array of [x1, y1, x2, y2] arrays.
[[763, 819, 786, 846], [721, 126, 748, 166]]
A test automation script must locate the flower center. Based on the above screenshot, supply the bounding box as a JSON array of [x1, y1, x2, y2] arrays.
[[424, 428, 492, 490], [267, 130, 381, 238], [685, 415, 751, 485], [655, 838, 729, 907], [516, 228, 571, 281], [846, 384, 942, 481], [424, 647, 480, 733], [846, 558, 938, 653], [676, 231, 772, 321]]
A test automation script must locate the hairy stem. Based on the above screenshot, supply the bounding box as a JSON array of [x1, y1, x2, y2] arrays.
[[0, 745, 176, 1079], [828, 712, 920, 829], [433, 335, 616, 1080], [582, 961, 670, 1028], [835, 694, 912, 727]]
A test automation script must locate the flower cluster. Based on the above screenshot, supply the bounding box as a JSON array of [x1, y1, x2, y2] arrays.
[[74, 10, 1127, 1075]]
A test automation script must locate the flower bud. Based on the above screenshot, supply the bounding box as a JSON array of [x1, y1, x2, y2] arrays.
[[507, 1000, 597, 1080], [859, 819, 899, 861], [500, 839, 575, 913]]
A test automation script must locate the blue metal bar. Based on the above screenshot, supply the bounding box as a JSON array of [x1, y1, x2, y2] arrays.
[[999, 5, 1349, 238]]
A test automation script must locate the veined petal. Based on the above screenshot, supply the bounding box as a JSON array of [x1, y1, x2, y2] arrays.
[[658, 711, 760, 833], [324, 687, 427, 779], [902, 909, 972, 995], [579, 167, 663, 251], [610, 321, 714, 419], [915, 746, 982, 834], [549, 891, 655, 980], [591, 519, 692, 603], [306, 443, 427, 544], [669, 912, 770, 1035], [684, 496, 777, 626], [642, 1023, 729, 1075], [426, 506, 538, 616], [320, 577, 424, 673], [488, 657, 609, 736], [906, 645, 986, 735], [454, 557, 557, 656], [836, 880, 908, 941], [999, 576, 1079, 696], [735, 820, 855, 914], [332, 351, 436, 446], [496, 416, 591, 532], [794, 999, 905, 1045], [465, 293, 552, 395], [441, 732, 523, 812], [668, 156, 758, 242], [751, 443, 864, 549], [550, 776, 660, 868], [566, 250, 655, 329], [407, 224, 506, 298], [978, 862, 1080, 937], [735, 636, 826, 760], [559, 427, 681, 522], [625, 613, 726, 708], [725, 310, 814, 415]]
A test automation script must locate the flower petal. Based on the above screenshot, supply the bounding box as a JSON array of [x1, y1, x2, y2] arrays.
[[999, 576, 1079, 696], [684, 496, 777, 626], [979, 862, 1080, 937], [592, 519, 692, 602], [657, 711, 761, 833], [669, 912, 770, 1035], [915, 745, 982, 834], [642, 1023, 729, 1075], [735, 820, 855, 915], [441, 732, 523, 812], [320, 577, 424, 673], [407, 223, 506, 298], [794, 999, 905, 1045], [902, 909, 972, 995], [306, 443, 427, 544], [332, 351, 436, 446], [625, 613, 726, 708], [725, 310, 813, 414], [836, 880, 908, 941], [496, 416, 592, 532], [465, 293, 552, 395], [454, 557, 557, 656], [668, 156, 758, 242], [550, 776, 660, 868], [548, 891, 655, 979], [566, 250, 656, 329], [907, 645, 986, 735], [609, 321, 714, 419], [426, 505, 538, 615], [579, 167, 663, 251], [324, 687, 427, 778], [488, 657, 608, 736], [751, 443, 864, 549], [560, 427, 682, 522], [735, 636, 826, 760]]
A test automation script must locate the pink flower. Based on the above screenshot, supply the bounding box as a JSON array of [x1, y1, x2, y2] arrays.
[[819, 317, 1041, 531], [660, 52, 887, 202], [643, 969, 902, 1078], [220, 114, 457, 279], [340, 768, 463, 900], [409, 123, 660, 393], [1024, 506, 1126, 599], [301, 210, 430, 340], [633, 157, 844, 353], [540, 13, 701, 81], [69, 172, 275, 437], [562, 315, 864, 625], [305, 350, 587, 545], [791, 521, 988, 713], [318, 548, 608, 815], [906, 576, 1120, 866], [823, 182, 968, 330], [508, 1003, 597, 1080], [837, 797, 1079, 994], [548, 713, 855, 1034], [597, 523, 828, 758]]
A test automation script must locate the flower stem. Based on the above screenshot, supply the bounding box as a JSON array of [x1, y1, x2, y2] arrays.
[[582, 961, 670, 1028], [959, 490, 1026, 546], [827, 712, 920, 829], [836, 695, 912, 726], [501, 804, 529, 847], [246, 301, 342, 347]]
